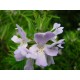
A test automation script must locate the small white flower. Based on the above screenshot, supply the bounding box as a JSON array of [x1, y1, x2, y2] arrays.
[[77, 28, 80, 31]]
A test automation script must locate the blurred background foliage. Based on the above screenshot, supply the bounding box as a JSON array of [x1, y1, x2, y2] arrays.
[[0, 10, 80, 70]]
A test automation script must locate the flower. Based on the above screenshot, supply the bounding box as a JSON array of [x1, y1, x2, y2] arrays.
[[51, 23, 64, 35], [77, 27, 80, 31], [49, 23, 64, 59], [11, 24, 29, 61], [28, 32, 58, 67], [11, 24, 34, 70], [50, 23, 64, 48], [50, 23, 64, 55], [11, 22, 64, 70]]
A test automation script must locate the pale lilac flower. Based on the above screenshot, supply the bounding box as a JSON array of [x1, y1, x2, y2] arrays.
[[53, 23, 61, 29], [50, 23, 64, 48], [11, 22, 64, 70], [11, 24, 34, 70], [51, 23, 64, 35], [28, 32, 58, 67], [11, 24, 29, 61]]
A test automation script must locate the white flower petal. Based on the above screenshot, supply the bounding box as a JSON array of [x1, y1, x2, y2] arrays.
[[29, 44, 38, 59], [36, 52, 48, 67], [18, 45, 28, 56], [11, 35, 22, 43], [44, 46, 58, 56], [14, 49, 24, 61]]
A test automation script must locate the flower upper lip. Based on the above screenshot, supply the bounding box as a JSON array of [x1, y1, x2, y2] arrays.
[[34, 31, 55, 44]]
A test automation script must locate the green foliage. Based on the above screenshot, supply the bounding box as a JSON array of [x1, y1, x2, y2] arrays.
[[0, 10, 80, 70]]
